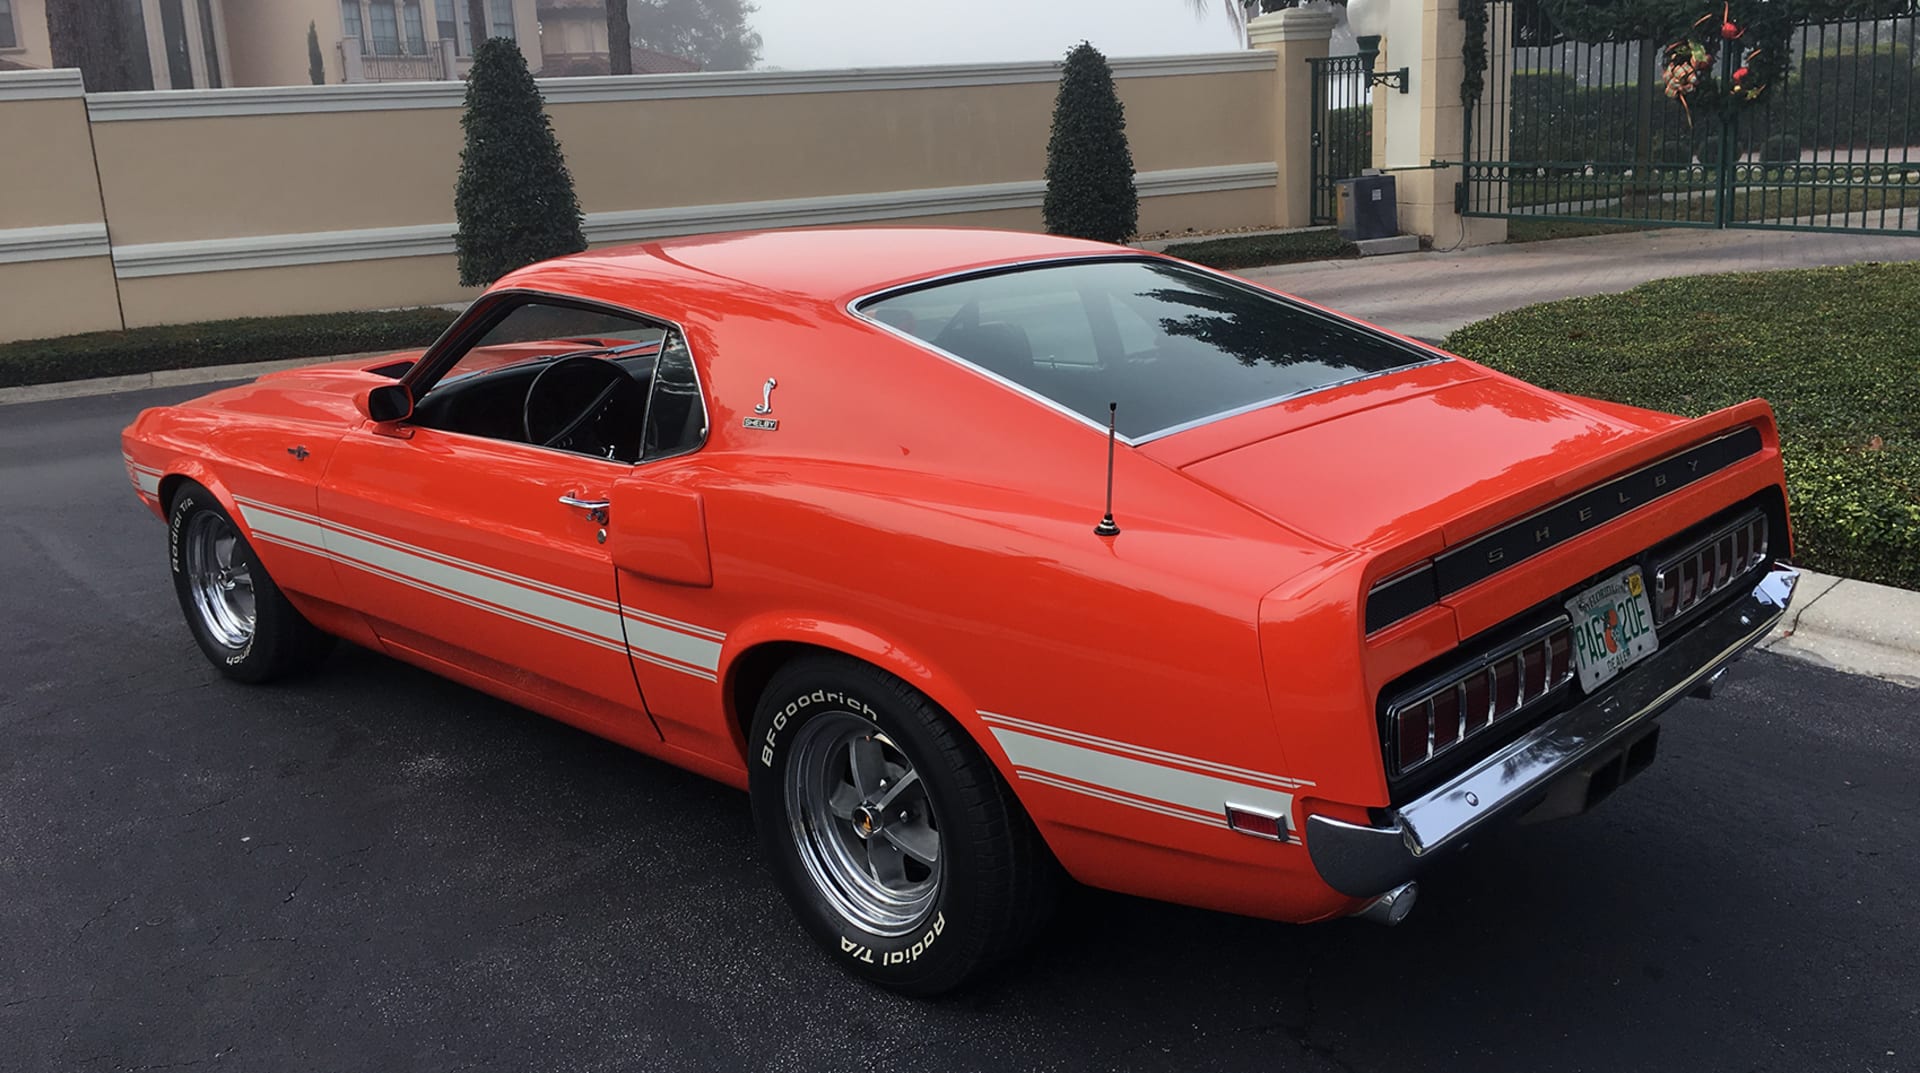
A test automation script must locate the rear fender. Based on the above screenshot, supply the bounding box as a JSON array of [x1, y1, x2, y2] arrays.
[[719, 612, 988, 773]]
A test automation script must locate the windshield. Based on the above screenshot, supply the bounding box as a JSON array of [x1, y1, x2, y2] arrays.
[[857, 259, 1437, 441]]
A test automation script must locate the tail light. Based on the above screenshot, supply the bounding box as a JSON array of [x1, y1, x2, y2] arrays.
[[1388, 620, 1576, 778], [1653, 511, 1769, 625]]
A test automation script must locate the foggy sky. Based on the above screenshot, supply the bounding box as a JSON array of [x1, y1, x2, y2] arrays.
[[751, 0, 1247, 69]]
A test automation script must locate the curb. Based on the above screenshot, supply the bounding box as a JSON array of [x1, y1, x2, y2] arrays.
[[0, 353, 388, 407], [1758, 569, 1920, 689]]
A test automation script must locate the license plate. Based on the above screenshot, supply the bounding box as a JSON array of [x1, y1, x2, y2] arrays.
[[1565, 568, 1659, 692]]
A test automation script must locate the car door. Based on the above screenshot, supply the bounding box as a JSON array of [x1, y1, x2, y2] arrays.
[[313, 294, 664, 741]]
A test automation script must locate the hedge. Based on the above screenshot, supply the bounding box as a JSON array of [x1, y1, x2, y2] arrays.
[[1160, 229, 1358, 269], [1444, 262, 1920, 590], [0, 308, 459, 389]]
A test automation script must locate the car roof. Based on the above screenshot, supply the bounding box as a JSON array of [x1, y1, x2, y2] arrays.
[[495, 227, 1136, 310]]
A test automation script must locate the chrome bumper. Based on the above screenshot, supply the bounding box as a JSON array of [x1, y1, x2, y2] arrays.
[[1307, 565, 1799, 899]]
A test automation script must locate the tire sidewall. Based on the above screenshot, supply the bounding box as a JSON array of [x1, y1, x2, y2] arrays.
[[168, 485, 268, 678], [749, 663, 987, 992]]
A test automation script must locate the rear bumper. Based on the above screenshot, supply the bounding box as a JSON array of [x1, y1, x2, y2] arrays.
[[1306, 565, 1800, 898]]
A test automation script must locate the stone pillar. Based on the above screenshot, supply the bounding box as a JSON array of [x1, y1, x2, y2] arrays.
[[1248, 6, 1338, 230], [1388, 0, 1507, 245], [438, 36, 458, 80], [341, 37, 364, 83]]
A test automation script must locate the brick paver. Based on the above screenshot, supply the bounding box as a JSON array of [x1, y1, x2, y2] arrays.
[[1242, 227, 1920, 343]]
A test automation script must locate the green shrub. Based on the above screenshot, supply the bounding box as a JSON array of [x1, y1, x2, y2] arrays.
[[1444, 262, 1920, 590], [1759, 132, 1802, 164], [1043, 42, 1138, 244], [0, 308, 459, 389], [1161, 229, 1357, 269], [1324, 103, 1372, 182], [1784, 42, 1916, 151], [454, 38, 587, 287]]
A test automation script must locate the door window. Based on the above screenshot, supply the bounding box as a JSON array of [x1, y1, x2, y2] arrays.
[[410, 298, 707, 465]]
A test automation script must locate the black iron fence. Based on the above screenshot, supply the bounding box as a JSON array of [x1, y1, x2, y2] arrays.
[[1309, 54, 1374, 225], [1463, 0, 1920, 235]]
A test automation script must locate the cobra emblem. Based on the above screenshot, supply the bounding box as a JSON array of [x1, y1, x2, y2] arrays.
[[754, 377, 777, 415]]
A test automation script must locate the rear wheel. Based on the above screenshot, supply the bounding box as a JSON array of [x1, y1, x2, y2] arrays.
[[167, 482, 332, 682], [749, 655, 1057, 996]]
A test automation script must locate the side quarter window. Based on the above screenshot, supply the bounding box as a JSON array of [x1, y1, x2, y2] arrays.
[[642, 332, 707, 460]]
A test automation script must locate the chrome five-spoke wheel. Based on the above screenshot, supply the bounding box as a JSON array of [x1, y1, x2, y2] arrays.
[[785, 711, 942, 936], [182, 510, 256, 649]]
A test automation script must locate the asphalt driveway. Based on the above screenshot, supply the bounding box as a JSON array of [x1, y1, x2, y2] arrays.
[[2, 384, 1916, 1073]]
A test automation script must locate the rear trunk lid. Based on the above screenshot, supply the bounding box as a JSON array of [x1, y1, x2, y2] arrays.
[[1159, 367, 1677, 553]]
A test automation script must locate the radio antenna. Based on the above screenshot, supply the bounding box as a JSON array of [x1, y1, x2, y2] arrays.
[[1094, 401, 1121, 537]]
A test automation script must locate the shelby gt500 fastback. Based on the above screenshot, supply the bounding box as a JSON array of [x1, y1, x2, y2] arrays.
[[123, 228, 1799, 994]]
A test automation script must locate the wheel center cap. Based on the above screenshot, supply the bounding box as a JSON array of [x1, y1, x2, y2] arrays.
[[852, 804, 882, 839]]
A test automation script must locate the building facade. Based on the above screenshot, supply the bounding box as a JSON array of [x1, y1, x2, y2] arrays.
[[0, 0, 541, 89]]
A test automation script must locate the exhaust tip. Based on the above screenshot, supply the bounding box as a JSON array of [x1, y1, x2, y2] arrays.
[[1689, 666, 1731, 700], [1354, 881, 1418, 926]]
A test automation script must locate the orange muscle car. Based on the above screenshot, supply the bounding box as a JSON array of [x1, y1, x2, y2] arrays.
[[123, 228, 1799, 994]]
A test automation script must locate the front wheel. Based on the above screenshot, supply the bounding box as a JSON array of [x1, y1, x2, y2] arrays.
[[167, 482, 332, 683], [749, 655, 1057, 996]]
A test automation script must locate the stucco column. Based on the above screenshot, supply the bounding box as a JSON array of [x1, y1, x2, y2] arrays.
[[341, 36, 364, 82], [1388, 0, 1507, 245], [1248, 6, 1337, 230]]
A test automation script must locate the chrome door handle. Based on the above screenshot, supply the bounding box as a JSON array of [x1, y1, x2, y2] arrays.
[[558, 494, 610, 523]]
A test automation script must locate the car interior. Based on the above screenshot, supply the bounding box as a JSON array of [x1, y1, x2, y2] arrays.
[[408, 308, 707, 464]]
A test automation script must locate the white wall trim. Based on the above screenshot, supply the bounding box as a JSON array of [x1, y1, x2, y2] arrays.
[[86, 51, 1276, 121], [0, 68, 87, 101], [0, 223, 112, 264], [110, 164, 1277, 278]]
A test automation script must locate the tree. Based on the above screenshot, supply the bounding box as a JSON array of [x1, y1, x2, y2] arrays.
[[607, 0, 634, 74], [1043, 43, 1138, 244], [454, 39, 588, 287], [45, 0, 141, 92], [308, 22, 326, 85], [629, 0, 762, 71]]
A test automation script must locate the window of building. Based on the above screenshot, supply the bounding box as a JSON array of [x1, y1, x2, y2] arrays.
[[0, 0, 18, 51], [196, 0, 222, 87], [402, 1, 426, 53], [489, 0, 515, 41], [341, 0, 363, 42], [433, 0, 460, 54], [369, 0, 400, 55], [157, 0, 195, 88]]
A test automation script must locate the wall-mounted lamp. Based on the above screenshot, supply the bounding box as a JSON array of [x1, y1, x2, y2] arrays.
[[1346, 0, 1409, 94]]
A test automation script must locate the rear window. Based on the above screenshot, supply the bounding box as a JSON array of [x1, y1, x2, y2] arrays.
[[857, 258, 1435, 440]]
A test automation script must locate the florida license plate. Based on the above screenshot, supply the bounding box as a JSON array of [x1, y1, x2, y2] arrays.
[[1565, 568, 1659, 692]]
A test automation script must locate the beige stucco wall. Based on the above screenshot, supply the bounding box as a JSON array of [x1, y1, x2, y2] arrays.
[[4, 50, 1301, 340], [92, 66, 1275, 248], [0, 95, 100, 228], [0, 256, 120, 339], [0, 81, 121, 339]]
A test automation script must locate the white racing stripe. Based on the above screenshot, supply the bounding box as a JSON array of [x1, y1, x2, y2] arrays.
[[988, 727, 1296, 829], [123, 456, 162, 496], [227, 494, 726, 681], [980, 711, 1313, 789]]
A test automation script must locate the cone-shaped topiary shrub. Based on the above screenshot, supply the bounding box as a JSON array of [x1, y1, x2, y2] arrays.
[[454, 38, 588, 287], [1043, 42, 1138, 243], [307, 22, 325, 85]]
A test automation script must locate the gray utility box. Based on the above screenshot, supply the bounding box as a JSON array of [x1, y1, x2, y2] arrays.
[[1336, 173, 1398, 241]]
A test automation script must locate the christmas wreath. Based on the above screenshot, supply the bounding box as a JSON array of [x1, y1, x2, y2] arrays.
[[1658, 2, 1793, 124]]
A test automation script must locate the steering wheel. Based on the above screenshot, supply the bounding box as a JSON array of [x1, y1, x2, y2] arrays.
[[522, 354, 635, 452]]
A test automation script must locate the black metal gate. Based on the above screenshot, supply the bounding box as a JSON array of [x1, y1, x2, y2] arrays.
[[1310, 54, 1374, 225], [1464, 0, 1920, 236]]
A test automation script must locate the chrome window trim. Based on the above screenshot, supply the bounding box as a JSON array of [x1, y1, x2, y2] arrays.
[[403, 287, 711, 467], [845, 254, 1446, 446]]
